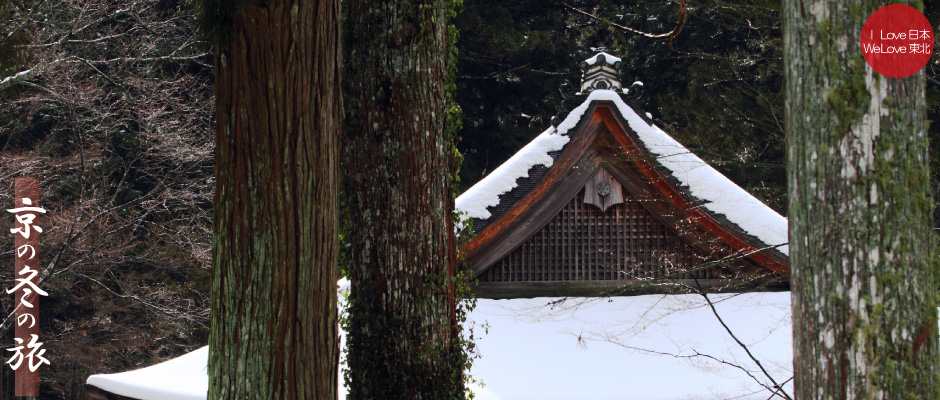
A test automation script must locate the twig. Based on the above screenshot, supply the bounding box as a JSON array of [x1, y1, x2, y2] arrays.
[[764, 377, 793, 400], [694, 279, 792, 400], [563, 2, 688, 48]]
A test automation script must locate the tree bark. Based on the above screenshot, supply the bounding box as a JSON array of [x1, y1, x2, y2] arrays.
[[208, 0, 341, 398], [785, 1, 939, 398], [342, 0, 461, 398]]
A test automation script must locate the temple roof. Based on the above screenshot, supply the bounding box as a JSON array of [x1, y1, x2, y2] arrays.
[[455, 90, 788, 260]]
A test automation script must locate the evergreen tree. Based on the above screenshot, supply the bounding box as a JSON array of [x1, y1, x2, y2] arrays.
[[342, 0, 463, 397], [206, 0, 341, 398], [784, 1, 939, 397]]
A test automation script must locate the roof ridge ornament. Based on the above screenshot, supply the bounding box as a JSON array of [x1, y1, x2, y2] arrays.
[[551, 51, 652, 128], [578, 52, 623, 94]]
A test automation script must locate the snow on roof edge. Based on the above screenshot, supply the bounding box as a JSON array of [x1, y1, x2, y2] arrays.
[[598, 91, 789, 255], [454, 127, 567, 219], [584, 52, 622, 66], [455, 90, 788, 255], [454, 89, 612, 220]]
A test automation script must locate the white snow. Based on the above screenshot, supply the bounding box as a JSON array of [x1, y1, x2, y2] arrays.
[[454, 127, 569, 219], [75, 288, 940, 400], [86, 291, 798, 400], [584, 52, 622, 66], [469, 293, 794, 399], [86, 346, 208, 400], [0, 68, 35, 87], [454, 85, 617, 220], [456, 90, 788, 254]]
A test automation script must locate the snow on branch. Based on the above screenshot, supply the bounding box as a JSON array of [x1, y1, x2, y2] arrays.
[[564, 2, 688, 49], [0, 59, 68, 92]]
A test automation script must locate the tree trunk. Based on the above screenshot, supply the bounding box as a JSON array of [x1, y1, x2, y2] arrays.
[[208, 0, 341, 398], [784, 1, 939, 398], [342, 0, 461, 398]]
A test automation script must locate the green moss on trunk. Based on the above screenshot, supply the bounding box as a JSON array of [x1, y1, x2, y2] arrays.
[[784, 0, 940, 398]]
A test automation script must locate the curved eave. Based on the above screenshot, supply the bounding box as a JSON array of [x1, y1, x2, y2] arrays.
[[595, 106, 789, 275], [462, 99, 789, 276]]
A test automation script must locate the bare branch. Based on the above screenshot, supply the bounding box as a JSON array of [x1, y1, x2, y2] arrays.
[[693, 280, 792, 400], [563, 2, 688, 48]]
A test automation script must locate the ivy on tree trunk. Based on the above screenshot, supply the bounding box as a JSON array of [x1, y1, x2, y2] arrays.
[[342, 0, 462, 398], [208, 0, 342, 398], [784, 1, 940, 398]]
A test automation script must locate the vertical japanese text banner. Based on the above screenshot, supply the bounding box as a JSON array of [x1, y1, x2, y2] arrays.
[[7, 177, 50, 398]]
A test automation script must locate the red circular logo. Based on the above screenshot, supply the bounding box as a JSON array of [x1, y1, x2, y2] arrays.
[[860, 4, 934, 78]]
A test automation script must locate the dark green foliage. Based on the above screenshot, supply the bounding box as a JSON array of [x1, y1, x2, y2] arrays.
[[446, 0, 466, 195], [456, 1, 940, 221], [456, 1, 787, 213], [0, 0, 26, 79]]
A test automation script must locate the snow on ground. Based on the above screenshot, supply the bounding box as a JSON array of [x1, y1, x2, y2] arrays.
[[87, 288, 796, 400], [467, 292, 793, 400]]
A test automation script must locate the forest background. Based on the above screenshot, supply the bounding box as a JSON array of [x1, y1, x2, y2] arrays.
[[0, 0, 937, 398]]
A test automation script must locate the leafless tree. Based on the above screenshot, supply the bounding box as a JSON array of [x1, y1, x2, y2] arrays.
[[0, 0, 212, 397]]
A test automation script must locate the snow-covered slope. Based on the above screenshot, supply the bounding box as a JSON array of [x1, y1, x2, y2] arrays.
[[86, 292, 796, 400]]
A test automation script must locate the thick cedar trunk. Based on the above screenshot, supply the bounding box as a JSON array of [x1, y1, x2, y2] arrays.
[[208, 1, 341, 398], [785, 1, 939, 398], [343, 0, 460, 398]]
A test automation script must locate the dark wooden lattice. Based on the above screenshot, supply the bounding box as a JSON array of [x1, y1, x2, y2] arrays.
[[480, 188, 737, 282]]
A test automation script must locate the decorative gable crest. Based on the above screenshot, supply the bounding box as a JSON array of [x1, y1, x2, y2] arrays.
[[583, 168, 623, 212]]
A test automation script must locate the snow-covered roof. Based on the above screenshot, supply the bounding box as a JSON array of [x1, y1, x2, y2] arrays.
[[86, 346, 208, 400], [455, 127, 569, 220], [88, 280, 353, 399], [583, 52, 622, 66], [454, 89, 789, 255], [454, 88, 613, 221]]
